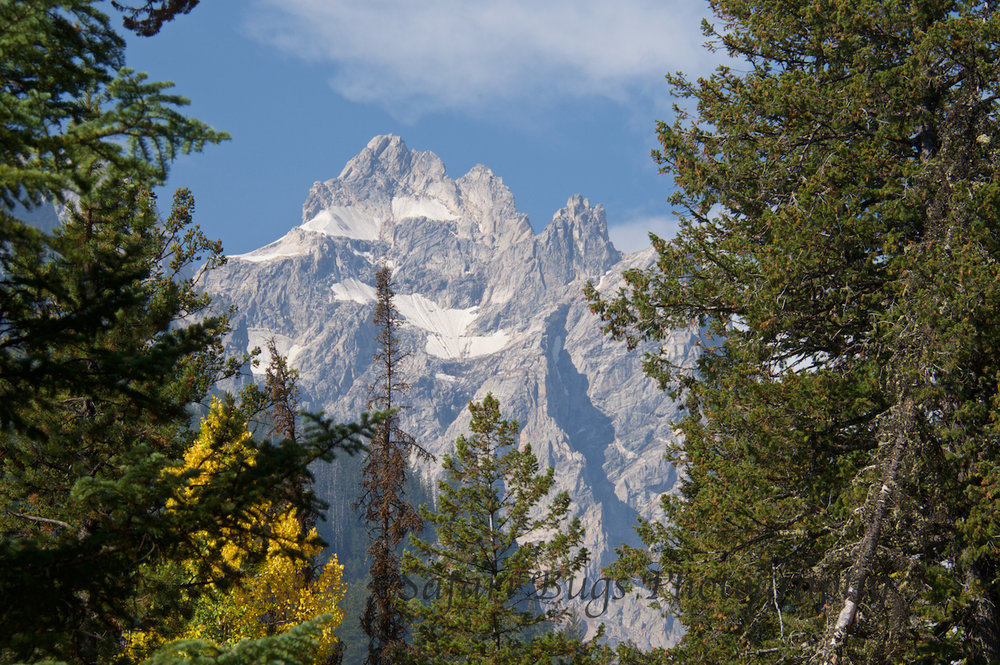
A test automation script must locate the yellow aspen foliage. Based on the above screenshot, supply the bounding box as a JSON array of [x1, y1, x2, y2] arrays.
[[126, 399, 345, 659]]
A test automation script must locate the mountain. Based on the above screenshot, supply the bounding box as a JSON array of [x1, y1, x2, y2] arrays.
[[200, 135, 696, 649]]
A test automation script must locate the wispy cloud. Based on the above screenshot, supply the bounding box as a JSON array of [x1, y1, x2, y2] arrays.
[[247, 0, 713, 118], [608, 214, 679, 253]]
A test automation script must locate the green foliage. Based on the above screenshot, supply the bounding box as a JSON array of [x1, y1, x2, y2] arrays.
[[111, 1, 201, 36], [142, 615, 333, 665], [0, 2, 371, 663], [400, 394, 604, 665], [0, 0, 227, 210], [0, 175, 377, 664], [0, 181, 235, 662], [588, 1, 1000, 663]]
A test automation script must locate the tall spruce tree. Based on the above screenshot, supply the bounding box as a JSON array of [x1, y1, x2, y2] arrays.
[[587, 2, 1000, 664], [0, 2, 374, 662], [358, 265, 426, 665], [0, 0, 229, 436], [399, 394, 596, 665], [0, 179, 374, 665]]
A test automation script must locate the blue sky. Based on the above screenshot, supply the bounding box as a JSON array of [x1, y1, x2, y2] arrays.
[[124, 1, 719, 254]]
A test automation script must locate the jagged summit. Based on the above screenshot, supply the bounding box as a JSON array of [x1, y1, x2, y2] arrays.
[[334, 134, 454, 200], [234, 136, 614, 257], [205, 135, 693, 649], [337, 134, 413, 181], [542, 195, 620, 279]]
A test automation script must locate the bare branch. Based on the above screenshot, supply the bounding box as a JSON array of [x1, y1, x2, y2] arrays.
[[6, 510, 75, 532]]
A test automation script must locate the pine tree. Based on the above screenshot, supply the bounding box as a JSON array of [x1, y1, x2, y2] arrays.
[[141, 617, 333, 665], [0, 0, 226, 213], [0, 3, 374, 661], [0, 176, 374, 665], [0, 181, 234, 662], [587, 2, 1000, 663], [110, 0, 201, 36], [399, 394, 597, 665], [358, 264, 427, 665], [0, 0, 228, 434]]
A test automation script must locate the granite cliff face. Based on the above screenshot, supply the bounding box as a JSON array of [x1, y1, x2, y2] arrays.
[[200, 135, 695, 648]]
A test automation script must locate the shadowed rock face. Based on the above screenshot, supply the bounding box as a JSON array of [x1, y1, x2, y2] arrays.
[[201, 135, 696, 648]]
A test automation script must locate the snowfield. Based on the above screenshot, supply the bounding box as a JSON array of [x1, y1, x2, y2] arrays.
[[303, 206, 380, 241], [329, 284, 509, 359]]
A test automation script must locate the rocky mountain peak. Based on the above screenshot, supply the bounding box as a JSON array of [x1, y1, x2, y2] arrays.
[[336, 134, 456, 204], [456, 164, 532, 248], [209, 139, 694, 649], [336, 134, 426, 182], [538, 195, 621, 284], [549, 194, 609, 239], [296, 136, 461, 242]]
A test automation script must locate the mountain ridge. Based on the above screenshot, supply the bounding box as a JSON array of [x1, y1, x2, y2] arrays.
[[202, 135, 694, 649]]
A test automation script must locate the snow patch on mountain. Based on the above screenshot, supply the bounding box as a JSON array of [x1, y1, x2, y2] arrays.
[[394, 294, 477, 337], [303, 206, 380, 241], [391, 195, 457, 222], [231, 232, 310, 262], [330, 277, 375, 305], [394, 294, 509, 359], [330, 286, 509, 359], [425, 331, 510, 359], [331, 278, 377, 304]]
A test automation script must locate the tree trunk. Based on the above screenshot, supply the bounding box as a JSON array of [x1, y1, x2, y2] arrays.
[[821, 399, 912, 665]]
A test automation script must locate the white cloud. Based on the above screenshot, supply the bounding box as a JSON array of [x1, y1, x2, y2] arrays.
[[608, 215, 679, 253], [247, 0, 714, 117]]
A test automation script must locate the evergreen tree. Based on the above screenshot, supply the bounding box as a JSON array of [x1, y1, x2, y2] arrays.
[[0, 0, 226, 213], [358, 264, 427, 665], [588, 2, 1000, 663], [110, 0, 201, 36], [0, 181, 233, 662], [141, 616, 334, 665], [0, 176, 373, 665], [0, 2, 374, 661], [399, 394, 597, 665], [0, 0, 228, 434]]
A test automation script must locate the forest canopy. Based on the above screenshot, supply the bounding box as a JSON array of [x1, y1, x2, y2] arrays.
[[589, 1, 1000, 663], [0, 2, 370, 663]]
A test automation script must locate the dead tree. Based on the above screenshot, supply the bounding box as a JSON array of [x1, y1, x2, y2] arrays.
[[358, 264, 428, 665]]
